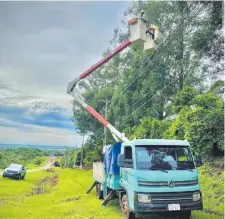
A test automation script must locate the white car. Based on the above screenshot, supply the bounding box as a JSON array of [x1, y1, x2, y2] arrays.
[[3, 163, 27, 180]]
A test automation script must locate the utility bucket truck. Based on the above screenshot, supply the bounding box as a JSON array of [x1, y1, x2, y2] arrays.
[[67, 12, 203, 219]]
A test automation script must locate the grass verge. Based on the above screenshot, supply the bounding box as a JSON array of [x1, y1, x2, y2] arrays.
[[0, 167, 223, 219], [198, 162, 224, 216]]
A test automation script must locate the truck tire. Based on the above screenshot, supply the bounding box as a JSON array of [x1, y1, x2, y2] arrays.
[[96, 183, 103, 199], [178, 210, 191, 219], [121, 195, 136, 219]]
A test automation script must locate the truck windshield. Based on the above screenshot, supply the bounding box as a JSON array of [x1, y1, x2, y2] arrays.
[[135, 146, 195, 170]]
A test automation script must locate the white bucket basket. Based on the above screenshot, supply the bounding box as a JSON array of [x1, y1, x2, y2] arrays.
[[129, 18, 147, 45], [153, 29, 163, 44], [144, 34, 158, 54]]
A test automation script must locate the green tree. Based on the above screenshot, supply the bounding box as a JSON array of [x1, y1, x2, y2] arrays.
[[174, 86, 198, 113], [165, 91, 224, 157]]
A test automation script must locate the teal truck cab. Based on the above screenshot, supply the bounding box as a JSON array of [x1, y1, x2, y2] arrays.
[[89, 139, 203, 219]]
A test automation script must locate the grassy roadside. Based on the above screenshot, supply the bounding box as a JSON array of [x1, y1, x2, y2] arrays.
[[198, 162, 224, 216], [0, 168, 122, 219], [0, 167, 223, 219], [0, 170, 53, 198]]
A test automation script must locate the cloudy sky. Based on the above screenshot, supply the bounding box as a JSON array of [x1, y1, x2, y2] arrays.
[[0, 1, 131, 146]]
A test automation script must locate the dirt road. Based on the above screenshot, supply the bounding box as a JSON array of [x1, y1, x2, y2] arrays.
[[41, 156, 55, 170]]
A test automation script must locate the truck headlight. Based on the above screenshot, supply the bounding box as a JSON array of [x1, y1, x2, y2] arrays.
[[192, 192, 201, 201], [137, 194, 152, 203]]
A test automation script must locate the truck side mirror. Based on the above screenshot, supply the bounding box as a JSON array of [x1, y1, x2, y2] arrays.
[[194, 156, 203, 167], [118, 154, 125, 167], [124, 159, 133, 168]]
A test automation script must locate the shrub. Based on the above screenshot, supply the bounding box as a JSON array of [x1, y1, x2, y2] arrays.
[[34, 158, 42, 166], [54, 161, 60, 167]]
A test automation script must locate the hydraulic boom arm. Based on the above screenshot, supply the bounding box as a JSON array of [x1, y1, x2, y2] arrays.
[[70, 91, 129, 142], [67, 12, 162, 142], [67, 40, 131, 94]]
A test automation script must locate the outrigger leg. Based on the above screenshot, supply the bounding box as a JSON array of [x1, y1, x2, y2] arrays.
[[86, 181, 97, 194]]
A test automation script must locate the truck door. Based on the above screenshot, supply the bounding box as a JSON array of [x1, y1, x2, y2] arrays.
[[120, 146, 134, 188]]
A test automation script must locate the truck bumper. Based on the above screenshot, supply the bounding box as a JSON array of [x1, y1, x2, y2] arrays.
[[133, 201, 203, 213], [132, 191, 203, 213]]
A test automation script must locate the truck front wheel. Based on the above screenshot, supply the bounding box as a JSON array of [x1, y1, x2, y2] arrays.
[[121, 195, 135, 219], [178, 210, 191, 219]]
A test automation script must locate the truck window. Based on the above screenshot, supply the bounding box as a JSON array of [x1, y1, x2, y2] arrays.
[[124, 146, 132, 159], [135, 146, 195, 170], [124, 146, 133, 168], [177, 148, 190, 161]]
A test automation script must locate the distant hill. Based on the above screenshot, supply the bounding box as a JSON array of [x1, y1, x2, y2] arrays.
[[0, 143, 78, 151]]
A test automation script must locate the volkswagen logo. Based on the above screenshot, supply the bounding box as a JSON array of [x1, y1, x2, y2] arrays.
[[168, 181, 175, 188]]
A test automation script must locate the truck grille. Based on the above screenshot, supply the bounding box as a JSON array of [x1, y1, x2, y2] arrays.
[[138, 180, 198, 187], [150, 191, 194, 204]]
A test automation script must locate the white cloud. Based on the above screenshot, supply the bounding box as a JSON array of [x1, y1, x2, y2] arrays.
[[0, 1, 131, 146], [0, 96, 67, 113], [0, 125, 85, 146], [0, 118, 85, 146]]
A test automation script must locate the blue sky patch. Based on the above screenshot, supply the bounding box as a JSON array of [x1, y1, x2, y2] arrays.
[[0, 105, 75, 131]]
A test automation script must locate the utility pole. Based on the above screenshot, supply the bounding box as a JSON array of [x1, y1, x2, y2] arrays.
[[80, 132, 85, 169], [64, 152, 67, 168], [98, 98, 111, 146], [98, 98, 110, 146], [104, 98, 108, 146]]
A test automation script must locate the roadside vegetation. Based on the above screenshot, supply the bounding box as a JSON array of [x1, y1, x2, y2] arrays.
[[0, 148, 49, 169], [198, 160, 224, 216]]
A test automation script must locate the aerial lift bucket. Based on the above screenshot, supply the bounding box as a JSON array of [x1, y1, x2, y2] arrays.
[[128, 17, 147, 45], [144, 26, 163, 54], [144, 34, 158, 54]]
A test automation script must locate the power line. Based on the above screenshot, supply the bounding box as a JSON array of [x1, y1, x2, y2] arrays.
[[111, 1, 208, 124], [77, 2, 202, 131], [122, 2, 208, 113], [144, 2, 206, 64], [130, 35, 222, 118], [120, 1, 200, 95], [108, 2, 201, 119]]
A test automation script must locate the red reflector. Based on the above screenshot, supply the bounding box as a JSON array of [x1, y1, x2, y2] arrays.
[[128, 18, 137, 25]]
